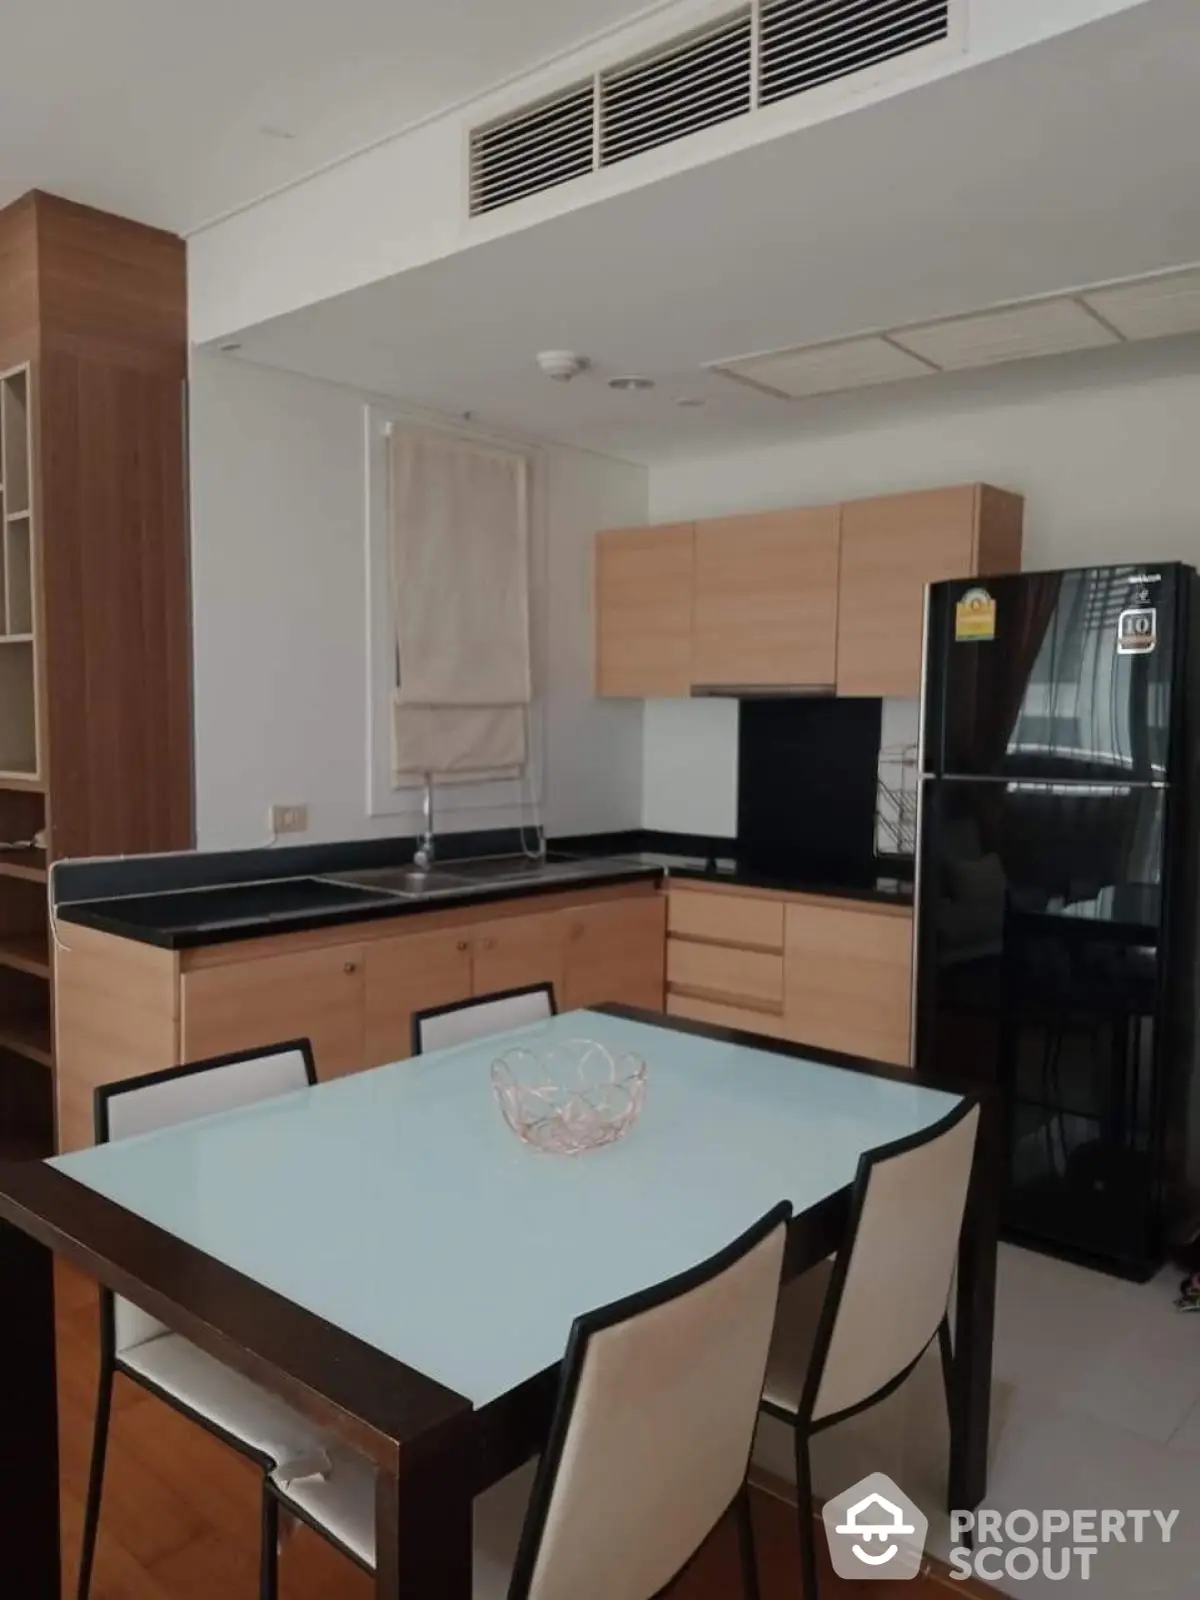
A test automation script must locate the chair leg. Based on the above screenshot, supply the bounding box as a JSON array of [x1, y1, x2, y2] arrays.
[[794, 1429, 820, 1600], [260, 1482, 280, 1600], [77, 1358, 115, 1600], [733, 1484, 761, 1600]]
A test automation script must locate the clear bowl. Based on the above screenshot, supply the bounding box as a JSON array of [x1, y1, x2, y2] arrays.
[[491, 1038, 647, 1156]]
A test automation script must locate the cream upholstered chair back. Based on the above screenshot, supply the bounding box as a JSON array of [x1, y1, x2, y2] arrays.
[[507, 1201, 792, 1600], [412, 983, 556, 1055], [95, 1041, 316, 1353], [808, 1099, 980, 1426]]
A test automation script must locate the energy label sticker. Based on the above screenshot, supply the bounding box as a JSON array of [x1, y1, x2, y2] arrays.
[[955, 586, 996, 642], [1117, 607, 1157, 655]]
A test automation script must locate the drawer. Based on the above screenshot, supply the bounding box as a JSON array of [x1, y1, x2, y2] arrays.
[[667, 992, 788, 1040], [667, 937, 784, 1007], [667, 887, 784, 951]]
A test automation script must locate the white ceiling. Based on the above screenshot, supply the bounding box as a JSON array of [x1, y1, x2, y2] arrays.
[[221, 0, 1200, 461], [0, 0, 662, 231]]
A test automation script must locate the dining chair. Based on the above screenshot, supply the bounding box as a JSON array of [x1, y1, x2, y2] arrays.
[[80, 1041, 330, 1600], [411, 982, 557, 1055], [759, 1096, 981, 1597], [267, 1199, 793, 1598]]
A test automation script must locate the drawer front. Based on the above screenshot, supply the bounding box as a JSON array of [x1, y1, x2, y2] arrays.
[[667, 938, 784, 1007], [667, 887, 784, 951], [667, 992, 788, 1040]]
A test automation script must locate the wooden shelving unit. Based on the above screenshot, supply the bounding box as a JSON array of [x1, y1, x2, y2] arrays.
[[0, 365, 40, 786], [0, 190, 193, 1155]]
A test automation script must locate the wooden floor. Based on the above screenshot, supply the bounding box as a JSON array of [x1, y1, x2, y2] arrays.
[[56, 1262, 983, 1599]]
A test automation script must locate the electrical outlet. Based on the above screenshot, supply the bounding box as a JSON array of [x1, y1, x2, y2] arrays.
[[270, 804, 309, 836]]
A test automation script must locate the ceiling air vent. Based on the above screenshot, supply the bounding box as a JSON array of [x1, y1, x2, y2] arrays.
[[760, 0, 951, 106], [470, 81, 596, 216], [599, 10, 753, 169]]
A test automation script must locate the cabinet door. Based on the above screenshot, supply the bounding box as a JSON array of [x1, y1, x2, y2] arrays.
[[471, 910, 567, 1002], [364, 928, 473, 1066], [562, 897, 666, 1013], [783, 904, 912, 1066], [836, 487, 978, 698], [181, 945, 366, 1080], [595, 524, 694, 697], [691, 505, 840, 689]]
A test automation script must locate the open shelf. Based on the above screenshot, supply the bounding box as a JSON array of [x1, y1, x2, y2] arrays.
[[0, 368, 37, 781], [0, 1012, 53, 1069], [0, 934, 49, 980], [0, 847, 46, 883]]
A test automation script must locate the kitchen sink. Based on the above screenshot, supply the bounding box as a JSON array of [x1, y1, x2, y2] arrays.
[[320, 853, 619, 900], [319, 865, 477, 899]]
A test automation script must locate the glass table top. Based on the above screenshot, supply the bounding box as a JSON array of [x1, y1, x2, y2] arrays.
[[51, 1011, 958, 1407]]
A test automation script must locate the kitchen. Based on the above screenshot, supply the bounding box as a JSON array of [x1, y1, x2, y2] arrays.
[[3, 2, 1200, 1597]]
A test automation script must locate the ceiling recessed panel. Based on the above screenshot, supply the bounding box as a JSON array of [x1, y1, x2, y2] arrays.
[[1083, 269, 1200, 341], [891, 297, 1118, 369], [716, 335, 933, 398]]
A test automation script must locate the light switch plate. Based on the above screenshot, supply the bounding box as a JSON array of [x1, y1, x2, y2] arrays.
[[270, 804, 309, 835]]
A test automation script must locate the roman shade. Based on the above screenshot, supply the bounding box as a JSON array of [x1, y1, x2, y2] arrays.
[[390, 426, 532, 783]]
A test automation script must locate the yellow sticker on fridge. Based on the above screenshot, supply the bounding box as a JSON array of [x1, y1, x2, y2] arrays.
[[955, 586, 997, 642]]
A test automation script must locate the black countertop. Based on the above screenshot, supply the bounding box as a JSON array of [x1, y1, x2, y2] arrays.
[[53, 828, 914, 949]]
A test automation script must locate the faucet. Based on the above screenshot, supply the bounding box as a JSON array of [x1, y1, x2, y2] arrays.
[[413, 773, 436, 871]]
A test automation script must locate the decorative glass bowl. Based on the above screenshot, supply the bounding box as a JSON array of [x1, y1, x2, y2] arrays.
[[491, 1039, 647, 1155]]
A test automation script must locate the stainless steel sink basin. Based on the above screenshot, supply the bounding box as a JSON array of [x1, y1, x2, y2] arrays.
[[319, 866, 475, 899], [320, 853, 617, 900]]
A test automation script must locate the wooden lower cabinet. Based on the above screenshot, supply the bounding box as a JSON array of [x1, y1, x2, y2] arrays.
[[180, 945, 367, 1080], [562, 897, 666, 1012], [783, 902, 913, 1067], [472, 909, 567, 1001], [364, 928, 473, 1066]]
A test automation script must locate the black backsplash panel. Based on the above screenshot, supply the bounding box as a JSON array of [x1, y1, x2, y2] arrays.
[[737, 698, 883, 885]]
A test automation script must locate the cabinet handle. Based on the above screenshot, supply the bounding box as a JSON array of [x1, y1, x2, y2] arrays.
[[343, 960, 359, 974], [456, 940, 469, 953]]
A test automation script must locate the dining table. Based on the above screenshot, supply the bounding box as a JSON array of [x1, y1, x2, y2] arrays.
[[0, 1003, 998, 1598]]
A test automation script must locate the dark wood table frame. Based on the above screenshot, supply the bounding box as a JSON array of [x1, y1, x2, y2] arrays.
[[0, 1005, 998, 1598]]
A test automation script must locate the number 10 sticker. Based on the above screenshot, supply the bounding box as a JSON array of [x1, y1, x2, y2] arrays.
[[1118, 607, 1157, 655]]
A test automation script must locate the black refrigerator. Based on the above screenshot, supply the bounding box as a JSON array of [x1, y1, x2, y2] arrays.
[[916, 562, 1200, 1279]]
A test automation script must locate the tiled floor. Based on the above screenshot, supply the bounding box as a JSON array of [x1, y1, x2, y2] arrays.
[[754, 1243, 1200, 1598]]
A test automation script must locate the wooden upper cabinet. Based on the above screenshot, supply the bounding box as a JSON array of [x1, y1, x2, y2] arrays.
[[595, 523, 694, 697], [562, 896, 666, 1013], [180, 945, 367, 1081], [691, 505, 840, 689], [836, 485, 1024, 698]]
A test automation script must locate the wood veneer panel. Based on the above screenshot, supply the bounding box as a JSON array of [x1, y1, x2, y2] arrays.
[[53, 923, 180, 1152], [692, 504, 840, 689], [39, 350, 192, 858], [784, 902, 913, 1067], [33, 192, 186, 376], [595, 523, 694, 696], [0, 194, 39, 369]]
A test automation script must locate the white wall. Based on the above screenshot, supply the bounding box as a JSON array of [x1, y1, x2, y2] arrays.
[[189, 350, 646, 850], [643, 364, 1200, 833]]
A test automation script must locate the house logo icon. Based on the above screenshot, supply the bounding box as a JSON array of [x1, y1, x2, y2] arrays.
[[822, 1472, 928, 1581]]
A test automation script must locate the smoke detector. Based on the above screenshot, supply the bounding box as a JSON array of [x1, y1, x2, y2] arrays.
[[536, 350, 589, 382]]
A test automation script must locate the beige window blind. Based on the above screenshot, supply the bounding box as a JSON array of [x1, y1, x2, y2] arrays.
[[389, 426, 532, 784]]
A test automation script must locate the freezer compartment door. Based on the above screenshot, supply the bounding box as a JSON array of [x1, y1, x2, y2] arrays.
[[924, 565, 1179, 781]]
